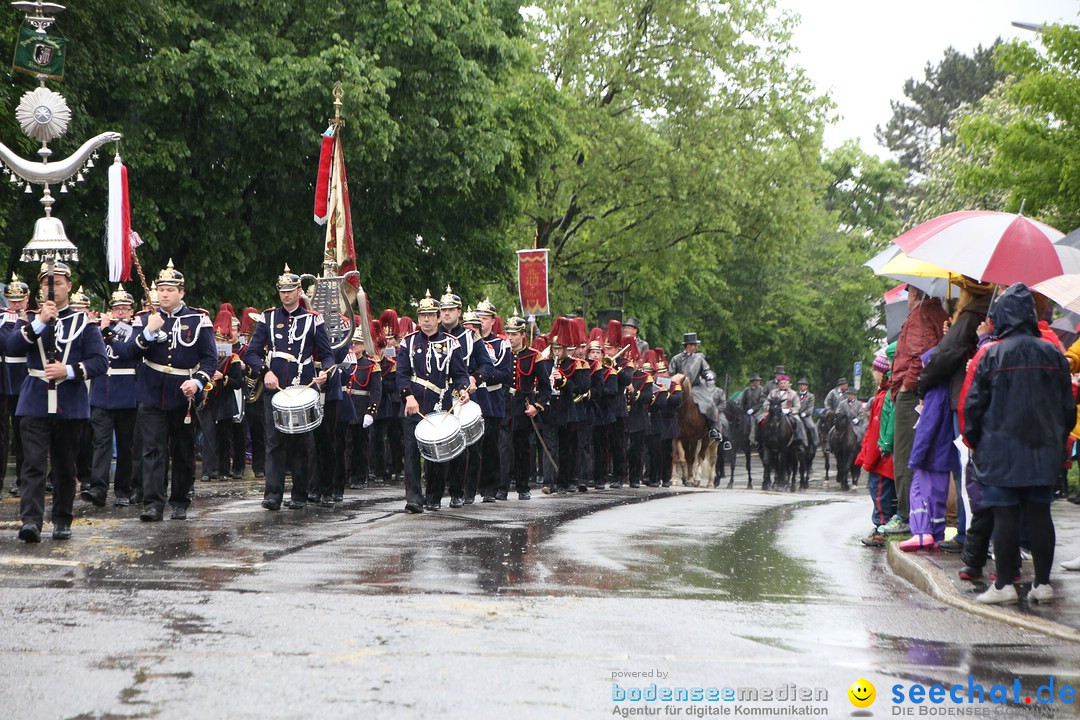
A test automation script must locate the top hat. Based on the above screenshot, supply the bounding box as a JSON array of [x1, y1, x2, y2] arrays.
[[623, 316, 640, 330], [682, 332, 699, 345], [750, 372, 762, 381], [797, 377, 809, 385], [837, 377, 849, 385]]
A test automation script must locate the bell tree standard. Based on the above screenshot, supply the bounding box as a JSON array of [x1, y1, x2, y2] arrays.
[[3, 1, 121, 299]]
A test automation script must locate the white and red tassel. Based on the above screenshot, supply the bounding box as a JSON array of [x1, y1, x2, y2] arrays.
[[106, 153, 132, 282]]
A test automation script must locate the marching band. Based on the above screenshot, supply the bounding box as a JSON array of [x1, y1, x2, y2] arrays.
[[3, 258, 742, 541]]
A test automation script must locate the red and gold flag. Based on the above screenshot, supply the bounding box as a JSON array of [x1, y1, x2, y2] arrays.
[[517, 249, 550, 316]]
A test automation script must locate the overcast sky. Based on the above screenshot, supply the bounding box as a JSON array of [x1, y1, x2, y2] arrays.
[[786, 0, 1080, 157]]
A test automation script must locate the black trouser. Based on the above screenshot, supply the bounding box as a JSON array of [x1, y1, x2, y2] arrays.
[[577, 423, 594, 487], [0, 395, 7, 492], [403, 414, 443, 507], [20, 416, 84, 529], [557, 422, 579, 490], [961, 507, 995, 569], [2, 397, 24, 491], [660, 438, 673, 484], [540, 421, 558, 488], [476, 416, 501, 498], [246, 397, 265, 475], [646, 432, 663, 485], [508, 426, 532, 493], [465, 436, 481, 499], [263, 391, 315, 504], [311, 400, 340, 499], [89, 407, 137, 501], [198, 407, 219, 478], [224, 419, 245, 477], [597, 419, 627, 483], [992, 502, 1055, 588], [329, 412, 350, 497], [498, 421, 513, 493], [627, 430, 645, 486], [140, 404, 196, 513], [348, 423, 370, 487], [370, 416, 401, 481], [430, 445, 466, 504], [76, 421, 93, 489]]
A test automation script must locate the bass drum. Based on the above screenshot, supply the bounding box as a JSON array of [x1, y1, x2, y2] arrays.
[[271, 386, 323, 434], [415, 411, 465, 463], [453, 400, 484, 446]]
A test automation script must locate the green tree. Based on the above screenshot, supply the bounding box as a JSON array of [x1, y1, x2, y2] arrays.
[[876, 42, 1006, 178]]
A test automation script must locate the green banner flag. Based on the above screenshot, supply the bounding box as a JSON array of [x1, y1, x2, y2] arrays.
[[13, 26, 66, 80]]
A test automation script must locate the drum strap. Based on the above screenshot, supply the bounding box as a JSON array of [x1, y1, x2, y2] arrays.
[[411, 375, 448, 396], [479, 383, 502, 392], [144, 359, 195, 377]]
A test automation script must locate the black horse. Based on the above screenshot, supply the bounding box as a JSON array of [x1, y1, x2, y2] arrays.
[[825, 409, 860, 491], [723, 402, 753, 489], [795, 421, 816, 490], [760, 398, 797, 492]]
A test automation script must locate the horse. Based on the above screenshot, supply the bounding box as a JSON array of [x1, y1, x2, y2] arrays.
[[825, 409, 860, 491], [759, 397, 797, 492], [723, 402, 753, 489], [676, 378, 718, 487], [794, 417, 816, 490]]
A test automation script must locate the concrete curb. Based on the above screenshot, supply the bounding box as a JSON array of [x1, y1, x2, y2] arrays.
[[886, 542, 1080, 643]]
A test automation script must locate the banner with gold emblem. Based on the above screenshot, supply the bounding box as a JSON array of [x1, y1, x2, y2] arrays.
[[517, 249, 549, 317], [13, 26, 66, 80]]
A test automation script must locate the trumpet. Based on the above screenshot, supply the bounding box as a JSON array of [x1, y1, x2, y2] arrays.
[[602, 343, 630, 368]]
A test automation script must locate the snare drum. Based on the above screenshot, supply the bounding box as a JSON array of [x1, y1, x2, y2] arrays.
[[453, 400, 484, 446], [415, 411, 465, 463], [271, 386, 323, 434]]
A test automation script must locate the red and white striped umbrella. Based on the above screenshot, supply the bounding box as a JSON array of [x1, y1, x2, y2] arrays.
[[893, 211, 1080, 286]]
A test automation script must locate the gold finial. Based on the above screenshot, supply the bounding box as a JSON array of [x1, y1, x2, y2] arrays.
[[446, 284, 453, 294], [166, 258, 175, 269], [331, 81, 344, 129], [283, 263, 291, 273]]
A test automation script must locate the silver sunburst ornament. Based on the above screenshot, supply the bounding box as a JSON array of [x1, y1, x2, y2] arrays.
[[16, 86, 71, 143]]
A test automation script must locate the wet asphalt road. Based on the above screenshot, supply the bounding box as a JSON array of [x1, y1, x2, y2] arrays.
[[1, 457, 1078, 719]]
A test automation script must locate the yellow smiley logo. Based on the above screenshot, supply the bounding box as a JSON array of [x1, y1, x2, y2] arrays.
[[848, 678, 876, 708]]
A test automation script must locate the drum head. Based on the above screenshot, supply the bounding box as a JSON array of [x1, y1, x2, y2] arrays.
[[416, 412, 461, 443], [453, 400, 481, 423], [272, 386, 319, 410]]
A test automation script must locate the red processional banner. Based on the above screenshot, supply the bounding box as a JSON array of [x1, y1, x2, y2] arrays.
[[517, 249, 550, 317]]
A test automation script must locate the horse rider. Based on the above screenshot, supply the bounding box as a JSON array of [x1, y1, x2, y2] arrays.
[[756, 375, 807, 449], [668, 332, 722, 440], [741, 372, 767, 447], [764, 364, 787, 394], [796, 376, 819, 450], [703, 370, 731, 449], [824, 376, 849, 415]]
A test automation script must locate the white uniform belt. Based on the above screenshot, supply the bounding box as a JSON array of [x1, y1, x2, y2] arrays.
[[143, 359, 195, 377], [270, 351, 311, 365], [410, 375, 447, 395], [4, 356, 26, 363], [107, 368, 137, 376], [27, 368, 49, 379], [349, 389, 370, 397]]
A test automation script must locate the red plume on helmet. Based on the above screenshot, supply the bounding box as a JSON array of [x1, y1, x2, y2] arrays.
[[550, 317, 570, 347], [587, 326, 604, 350], [532, 335, 550, 353], [493, 315, 504, 338], [625, 339, 642, 366], [604, 319, 624, 350], [397, 316, 416, 337], [572, 317, 587, 346], [218, 302, 237, 320], [212, 309, 235, 340], [240, 306, 259, 336], [654, 347, 668, 370], [642, 349, 658, 371], [370, 319, 386, 351], [379, 309, 399, 339]]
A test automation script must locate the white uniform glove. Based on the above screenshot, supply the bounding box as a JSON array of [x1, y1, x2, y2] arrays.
[[363, 414, 374, 429], [746, 409, 753, 415]]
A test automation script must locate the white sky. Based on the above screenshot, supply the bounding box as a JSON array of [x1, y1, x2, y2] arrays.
[[786, 0, 1080, 157]]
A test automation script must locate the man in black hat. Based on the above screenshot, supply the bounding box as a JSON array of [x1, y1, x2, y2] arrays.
[[764, 364, 787, 394], [622, 316, 649, 359], [796, 377, 818, 450], [824, 377, 849, 415], [740, 372, 767, 448], [11, 262, 107, 542], [669, 332, 722, 440]]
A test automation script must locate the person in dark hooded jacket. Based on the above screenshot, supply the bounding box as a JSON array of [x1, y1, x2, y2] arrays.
[[960, 283, 1075, 605]]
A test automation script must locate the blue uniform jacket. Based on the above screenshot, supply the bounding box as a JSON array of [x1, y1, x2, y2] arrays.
[[8, 308, 107, 419], [376, 354, 400, 419], [345, 353, 382, 424], [243, 306, 334, 389], [0, 309, 33, 397], [114, 304, 217, 411], [316, 344, 350, 403], [396, 329, 470, 414], [472, 333, 512, 418], [91, 322, 140, 410]]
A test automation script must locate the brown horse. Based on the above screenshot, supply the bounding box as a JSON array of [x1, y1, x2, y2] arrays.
[[676, 377, 717, 487]]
